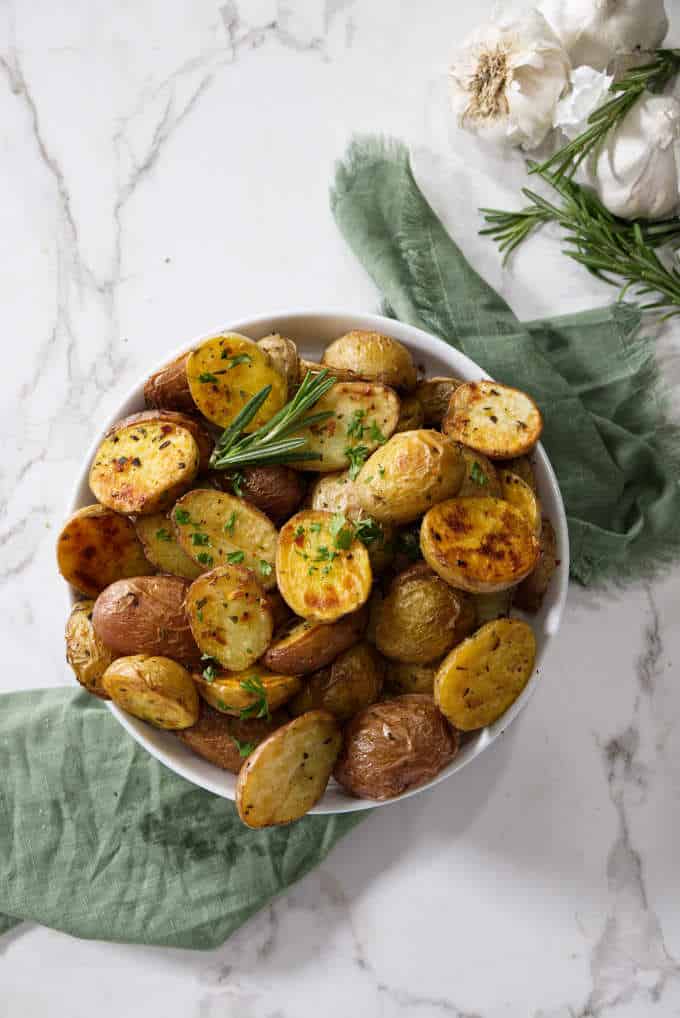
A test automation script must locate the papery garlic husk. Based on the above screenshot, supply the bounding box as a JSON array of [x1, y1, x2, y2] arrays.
[[538, 0, 668, 72], [449, 6, 571, 150], [583, 92, 680, 220], [553, 65, 612, 138]]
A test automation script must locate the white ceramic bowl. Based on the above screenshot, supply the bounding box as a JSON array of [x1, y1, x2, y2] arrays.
[[66, 309, 569, 814]]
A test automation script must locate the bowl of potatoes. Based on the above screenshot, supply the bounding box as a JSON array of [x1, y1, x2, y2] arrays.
[[59, 310, 569, 826]]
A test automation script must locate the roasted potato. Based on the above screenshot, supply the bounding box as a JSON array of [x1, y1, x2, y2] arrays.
[[102, 654, 199, 729], [499, 455, 537, 492], [65, 600, 115, 698], [322, 330, 417, 391], [473, 588, 513, 626], [289, 641, 385, 720], [134, 512, 203, 580], [290, 382, 400, 473], [298, 358, 359, 383], [186, 565, 273, 671], [514, 518, 558, 613], [333, 695, 458, 800], [92, 575, 200, 665], [498, 469, 541, 536], [176, 700, 286, 772], [267, 588, 295, 633], [89, 417, 201, 515], [187, 333, 286, 429], [172, 489, 278, 589], [143, 351, 194, 413], [236, 711, 342, 827], [208, 465, 306, 525], [415, 377, 463, 426], [118, 410, 213, 473], [394, 394, 425, 433], [355, 430, 465, 525], [373, 564, 465, 664], [257, 334, 299, 396], [420, 497, 540, 593], [57, 504, 153, 596], [193, 667, 301, 716], [385, 660, 440, 696], [434, 618, 536, 730], [307, 470, 394, 573], [276, 510, 372, 622], [443, 380, 543, 459], [457, 448, 502, 498], [262, 607, 368, 675]]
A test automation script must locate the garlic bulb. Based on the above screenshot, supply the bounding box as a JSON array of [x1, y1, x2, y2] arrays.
[[449, 6, 571, 150], [538, 0, 668, 72], [584, 93, 680, 219], [553, 66, 612, 139]]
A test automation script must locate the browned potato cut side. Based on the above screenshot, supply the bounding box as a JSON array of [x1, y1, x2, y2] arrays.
[[276, 510, 372, 622], [89, 419, 200, 515], [322, 331, 417, 391], [236, 711, 342, 827], [289, 641, 385, 720], [307, 470, 394, 574], [498, 469, 542, 536], [65, 600, 115, 698], [420, 497, 540, 593], [257, 334, 299, 397], [415, 377, 463, 426], [208, 465, 307, 525], [176, 700, 286, 773], [187, 333, 286, 429], [186, 565, 273, 671], [134, 512, 203, 580], [514, 518, 558, 613], [434, 618, 536, 730], [193, 667, 301, 717], [457, 448, 502, 498], [395, 394, 425, 433], [373, 564, 464, 664], [103, 654, 199, 729], [443, 380, 543, 459], [144, 352, 194, 413], [57, 504, 153, 597], [262, 607, 368, 675], [333, 695, 458, 800]]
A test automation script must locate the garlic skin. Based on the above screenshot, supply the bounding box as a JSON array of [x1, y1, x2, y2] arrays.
[[553, 66, 613, 139], [449, 7, 571, 150], [538, 0, 668, 72], [584, 93, 680, 219]]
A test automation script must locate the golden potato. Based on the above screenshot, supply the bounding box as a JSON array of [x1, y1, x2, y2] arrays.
[[262, 607, 368, 675], [289, 641, 385, 720], [322, 330, 417, 391], [420, 497, 539, 593], [457, 448, 502, 498], [385, 660, 440, 696], [102, 654, 199, 729], [354, 430, 465, 525], [276, 510, 372, 622], [395, 394, 425, 433], [373, 564, 465, 664], [498, 455, 537, 492], [208, 465, 306, 525], [65, 600, 115, 698], [415, 377, 463, 426], [193, 667, 301, 717], [176, 700, 286, 772], [307, 470, 394, 573], [257, 334, 299, 397], [57, 504, 153, 597], [498, 469, 541, 536], [434, 618, 536, 730], [143, 351, 194, 413], [186, 565, 273, 671], [119, 410, 213, 473], [333, 695, 458, 800], [443, 380, 543, 459], [187, 333, 286, 429], [134, 512, 203, 580], [236, 711, 342, 827], [514, 518, 558, 613]]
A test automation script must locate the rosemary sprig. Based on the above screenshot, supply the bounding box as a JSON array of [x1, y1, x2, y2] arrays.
[[210, 369, 337, 470], [532, 48, 680, 181]]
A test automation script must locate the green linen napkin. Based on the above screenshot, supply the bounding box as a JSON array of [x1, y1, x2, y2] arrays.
[[331, 136, 680, 584]]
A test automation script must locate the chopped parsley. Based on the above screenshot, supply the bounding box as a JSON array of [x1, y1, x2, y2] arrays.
[[369, 421, 386, 443], [191, 532, 210, 546], [353, 516, 383, 546], [223, 511, 237, 534], [221, 352, 253, 369], [239, 675, 270, 720], [346, 409, 366, 440], [198, 372, 219, 383], [294, 524, 305, 539], [173, 508, 192, 525], [227, 550, 245, 564], [196, 551, 214, 566], [309, 522, 322, 533], [378, 464, 386, 477], [231, 471, 245, 497], [155, 528, 172, 542], [259, 559, 273, 577], [345, 445, 369, 480], [231, 737, 255, 758], [470, 460, 489, 486], [202, 662, 218, 682]]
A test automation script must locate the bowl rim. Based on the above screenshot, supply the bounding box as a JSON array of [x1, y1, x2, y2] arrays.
[[63, 307, 570, 814]]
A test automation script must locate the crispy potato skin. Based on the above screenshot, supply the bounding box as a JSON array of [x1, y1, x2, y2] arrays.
[[514, 518, 558, 613], [289, 641, 385, 720], [144, 352, 194, 413], [102, 654, 199, 729], [57, 504, 154, 597], [415, 377, 463, 426], [193, 668, 301, 716], [208, 465, 306, 525], [385, 660, 440, 696], [395, 394, 425, 433], [334, 694, 458, 800], [257, 334, 299, 397], [322, 331, 417, 391], [92, 576, 200, 665], [355, 430, 465, 525], [443, 380, 543, 459], [457, 448, 502, 498], [115, 410, 213, 473], [420, 496, 540, 593], [134, 512, 203, 580], [374, 564, 464, 664], [176, 700, 286, 772], [187, 333, 286, 429], [65, 600, 115, 698], [262, 606, 368, 675], [186, 565, 273, 671], [298, 358, 360, 383], [498, 469, 541, 536]]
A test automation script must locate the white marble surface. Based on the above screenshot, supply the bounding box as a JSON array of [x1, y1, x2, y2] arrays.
[[1, 1, 680, 1015]]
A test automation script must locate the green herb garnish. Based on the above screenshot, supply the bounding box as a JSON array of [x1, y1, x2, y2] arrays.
[[227, 550, 245, 564], [196, 551, 214, 566], [202, 663, 218, 682], [224, 511, 237, 534], [239, 675, 270, 720], [231, 471, 245, 497], [259, 560, 273, 577], [353, 516, 383, 546], [231, 737, 256, 758], [173, 508, 192, 525], [155, 528, 172, 542], [345, 445, 369, 480], [470, 461, 488, 487], [295, 525, 305, 539], [369, 421, 386, 443], [309, 522, 322, 533], [221, 352, 253, 368], [346, 409, 366, 439], [198, 372, 219, 383], [191, 532, 210, 546]]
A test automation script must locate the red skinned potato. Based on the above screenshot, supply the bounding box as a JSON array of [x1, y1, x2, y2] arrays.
[[262, 606, 368, 675], [143, 352, 194, 413], [176, 700, 287, 773], [207, 465, 307, 524]]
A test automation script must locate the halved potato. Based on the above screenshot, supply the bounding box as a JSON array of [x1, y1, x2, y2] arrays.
[[176, 701, 286, 773], [276, 510, 372, 622], [187, 333, 286, 429], [134, 512, 203, 580], [322, 331, 417, 391], [443, 380, 543, 459], [457, 448, 502, 498], [193, 666, 301, 717], [290, 382, 400, 473], [421, 497, 540, 593], [514, 518, 558, 613], [89, 418, 200, 515], [498, 469, 541, 536], [257, 334, 299, 397], [209, 464, 307, 525], [102, 654, 199, 729], [434, 618, 536, 730], [172, 489, 278, 589], [262, 607, 368, 675], [289, 641, 385, 720], [354, 430, 465, 525], [143, 351, 193, 413], [118, 410, 213, 473], [186, 565, 273, 671], [65, 600, 115, 698], [385, 660, 440, 696], [307, 470, 394, 573], [373, 564, 464, 664], [395, 394, 425, 433], [236, 710, 342, 827], [57, 504, 153, 596], [415, 377, 463, 426]]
